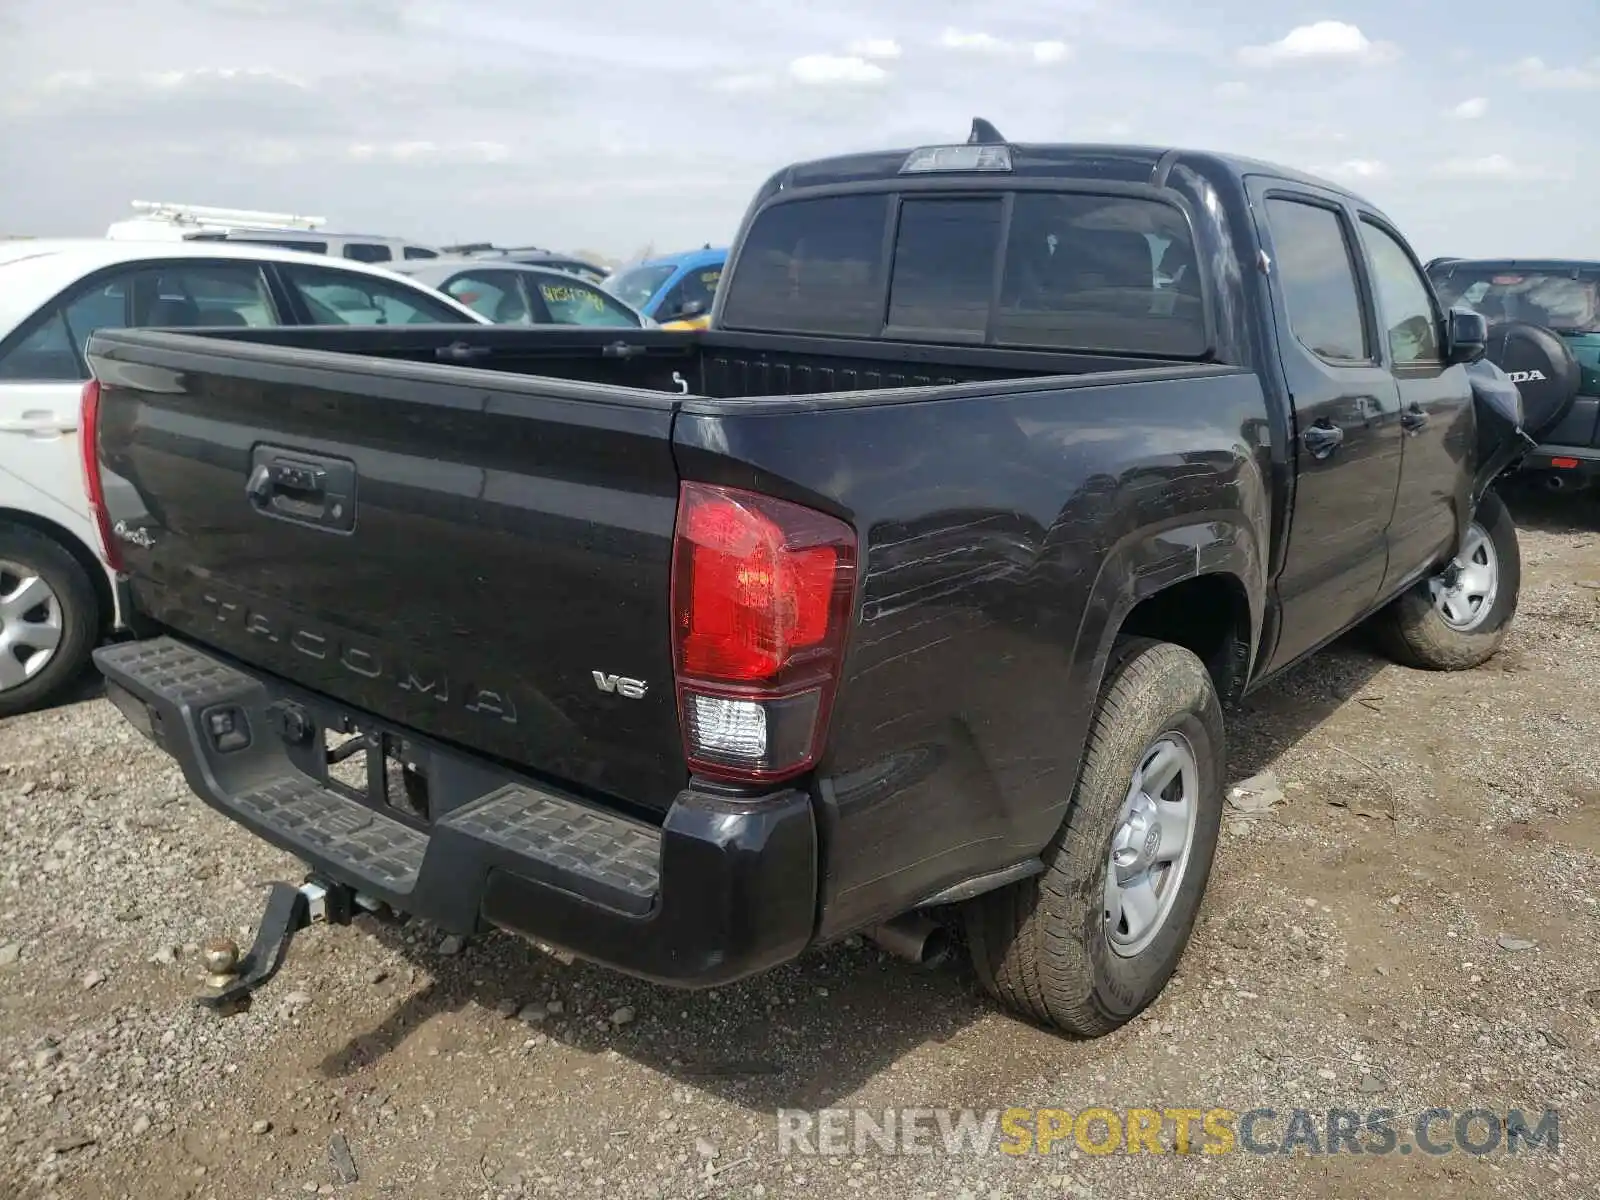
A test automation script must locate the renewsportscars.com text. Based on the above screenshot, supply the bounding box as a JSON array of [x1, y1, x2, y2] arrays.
[[776, 1106, 1560, 1158]]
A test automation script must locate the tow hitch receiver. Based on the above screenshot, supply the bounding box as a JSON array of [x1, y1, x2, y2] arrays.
[[197, 878, 357, 1014]]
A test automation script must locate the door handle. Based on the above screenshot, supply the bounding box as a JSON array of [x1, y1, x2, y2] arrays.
[[1401, 404, 1429, 434], [1303, 421, 1345, 460], [0, 414, 76, 435], [434, 341, 492, 363]]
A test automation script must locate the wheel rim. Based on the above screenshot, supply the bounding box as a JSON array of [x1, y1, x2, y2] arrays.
[[0, 561, 63, 693], [1428, 521, 1498, 632], [1103, 731, 1199, 958]]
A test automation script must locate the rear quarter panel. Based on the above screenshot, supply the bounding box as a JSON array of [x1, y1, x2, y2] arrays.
[[675, 368, 1272, 937]]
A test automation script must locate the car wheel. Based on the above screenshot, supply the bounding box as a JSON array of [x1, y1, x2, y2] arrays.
[[963, 637, 1225, 1036], [1372, 489, 1520, 671], [0, 526, 100, 718]]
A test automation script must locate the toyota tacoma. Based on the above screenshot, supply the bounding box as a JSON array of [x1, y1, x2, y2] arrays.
[[82, 122, 1541, 1035]]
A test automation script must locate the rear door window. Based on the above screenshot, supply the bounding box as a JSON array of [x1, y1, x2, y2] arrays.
[[443, 271, 533, 323], [719, 194, 890, 336], [129, 264, 278, 328], [0, 311, 82, 381], [278, 263, 477, 325], [62, 277, 131, 351], [1263, 198, 1370, 362]]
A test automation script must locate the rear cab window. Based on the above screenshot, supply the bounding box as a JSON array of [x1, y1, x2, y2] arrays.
[[719, 189, 1208, 356]]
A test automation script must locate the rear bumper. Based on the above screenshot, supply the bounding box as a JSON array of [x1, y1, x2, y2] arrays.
[[1521, 443, 1600, 482], [93, 636, 818, 988]]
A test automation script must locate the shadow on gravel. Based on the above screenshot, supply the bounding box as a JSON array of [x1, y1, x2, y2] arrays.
[[34, 664, 105, 713], [305, 647, 1399, 1111], [1497, 478, 1599, 535], [1226, 637, 1388, 782], [316, 915, 989, 1110]]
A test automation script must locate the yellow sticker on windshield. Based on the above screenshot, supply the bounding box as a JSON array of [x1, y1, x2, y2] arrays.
[[540, 284, 607, 310]]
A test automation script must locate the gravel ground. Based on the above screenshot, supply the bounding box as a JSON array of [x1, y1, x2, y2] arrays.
[[1, 489, 1597, 1200]]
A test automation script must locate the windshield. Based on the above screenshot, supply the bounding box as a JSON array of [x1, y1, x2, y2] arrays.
[[1430, 267, 1600, 334], [604, 263, 676, 310]]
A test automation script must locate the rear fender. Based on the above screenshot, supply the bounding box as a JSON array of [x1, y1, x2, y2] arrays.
[[1074, 517, 1265, 727]]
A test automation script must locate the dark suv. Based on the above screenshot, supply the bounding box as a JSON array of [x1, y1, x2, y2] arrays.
[[1428, 258, 1600, 491]]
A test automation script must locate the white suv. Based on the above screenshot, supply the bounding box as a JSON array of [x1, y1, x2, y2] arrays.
[[0, 239, 486, 715]]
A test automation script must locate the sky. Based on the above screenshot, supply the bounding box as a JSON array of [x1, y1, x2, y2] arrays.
[[1, 0, 1596, 262]]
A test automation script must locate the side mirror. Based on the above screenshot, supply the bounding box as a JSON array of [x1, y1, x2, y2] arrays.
[[1446, 307, 1488, 365]]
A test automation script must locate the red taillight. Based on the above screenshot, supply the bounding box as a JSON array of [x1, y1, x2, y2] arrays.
[[671, 482, 857, 783], [1551, 457, 1580, 469], [78, 379, 122, 571]]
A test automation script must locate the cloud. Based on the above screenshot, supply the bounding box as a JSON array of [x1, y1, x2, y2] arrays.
[[1431, 154, 1570, 182], [788, 54, 888, 86], [937, 28, 1071, 63], [0, 0, 1595, 264], [846, 38, 901, 60], [1510, 56, 1600, 90], [940, 29, 1008, 53], [1310, 159, 1389, 182], [710, 72, 775, 94], [1238, 22, 1399, 68], [346, 140, 511, 164], [1449, 96, 1488, 119]]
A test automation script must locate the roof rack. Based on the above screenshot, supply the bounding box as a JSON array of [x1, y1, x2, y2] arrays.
[[127, 201, 327, 232]]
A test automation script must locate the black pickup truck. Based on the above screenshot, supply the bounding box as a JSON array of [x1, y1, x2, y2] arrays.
[[84, 123, 1536, 1036]]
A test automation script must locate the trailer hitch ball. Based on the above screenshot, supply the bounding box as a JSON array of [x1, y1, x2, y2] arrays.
[[202, 937, 242, 989]]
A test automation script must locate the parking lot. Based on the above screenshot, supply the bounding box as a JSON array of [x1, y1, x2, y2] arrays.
[[0, 488, 1596, 1200]]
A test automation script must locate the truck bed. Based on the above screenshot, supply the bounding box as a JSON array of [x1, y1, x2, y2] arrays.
[[144, 323, 1203, 401]]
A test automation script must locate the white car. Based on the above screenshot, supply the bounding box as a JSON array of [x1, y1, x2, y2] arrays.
[[0, 239, 487, 715]]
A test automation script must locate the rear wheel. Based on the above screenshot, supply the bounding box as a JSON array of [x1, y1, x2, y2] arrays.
[[963, 638, 1225, 1036], [1371, 489, 1520, 671], [0, 526, 99, 718]]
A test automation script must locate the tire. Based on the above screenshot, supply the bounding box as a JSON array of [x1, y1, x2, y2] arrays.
[[1371, 489, 1520, 672], [0, 525, 100, 718], [963, 638, 1225, 1037]]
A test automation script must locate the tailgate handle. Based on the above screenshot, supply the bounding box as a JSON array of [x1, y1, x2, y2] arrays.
[[247, 448, 356, 533], [249, 462, 325, 502], [435, 341, 492, 363]]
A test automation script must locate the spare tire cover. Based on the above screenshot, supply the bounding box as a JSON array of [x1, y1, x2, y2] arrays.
[[1482, 320, 1582, 439]]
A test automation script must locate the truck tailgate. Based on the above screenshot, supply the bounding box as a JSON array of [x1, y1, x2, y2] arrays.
[[88, 330, 688, 812]]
